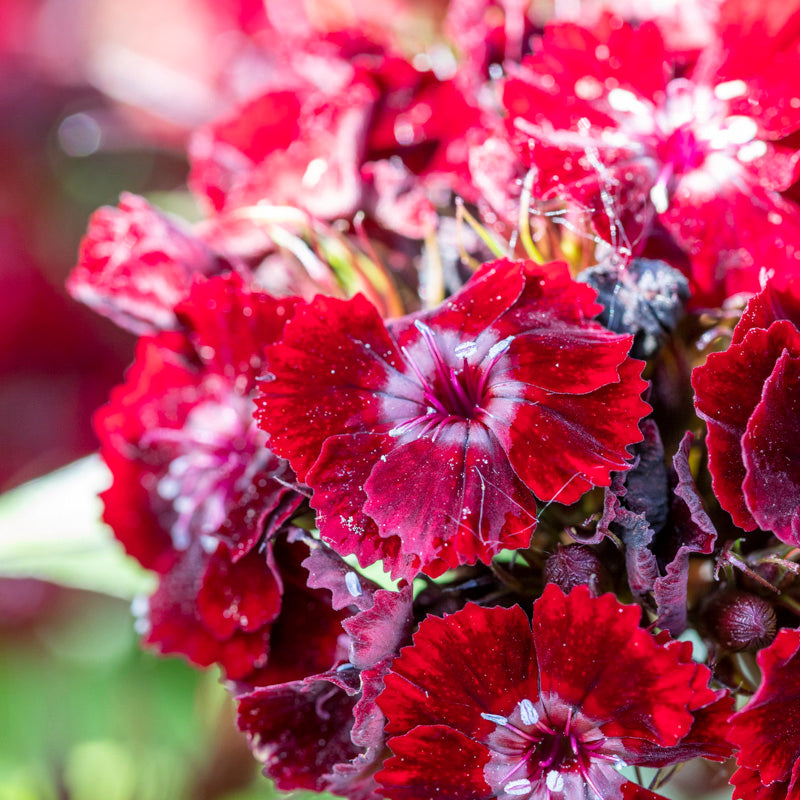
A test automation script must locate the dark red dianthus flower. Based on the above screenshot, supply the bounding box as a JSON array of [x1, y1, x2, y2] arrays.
[[257, 258, 649, 581], [97, 273, 341, 681], [376, 584, 732, 800]]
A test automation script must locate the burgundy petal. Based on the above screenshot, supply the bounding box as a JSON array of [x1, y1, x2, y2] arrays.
[[307, 432, 411, 578], [144, 543, 273, 681], [734, 279, 800, 344], [176, 273, 299, 390], [693, 321, 800, 530], [379, 602, 537, 738], [302, 545, 380, 612], [652, 432, 718, 635], [391, 258, 526, 344], [342, 586, 413, 670], [257, 293, 416, 482], [728, 628, 800, 787], [197, 543, 281, 638], [237, 675, 361, 792], [377, 726, 491, 800], [741, 351, 800, 543], [532, 585, 696, 746], [363, 422, 538, 580], [731, 766, 795, 800], [489, 357, 649, 505]]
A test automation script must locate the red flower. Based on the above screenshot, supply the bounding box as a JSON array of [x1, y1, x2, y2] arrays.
[[188, 34, 480, 237], [728, 628, 800, 800], [257, 258, 649, 581], [68, 193, 233, 335], [376, 584, 732, 800], [692, 279, 800, 543], [96, 273, 343, 681], [502, 3, 800, 305]]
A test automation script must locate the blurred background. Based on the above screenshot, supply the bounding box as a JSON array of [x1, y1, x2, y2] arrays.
[[0, 1, 293, 797]]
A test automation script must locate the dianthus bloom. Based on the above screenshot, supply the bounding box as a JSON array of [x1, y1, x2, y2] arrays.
[[728, 628, 800, 800], [693, 279, 800, 543], [189, 32, 480, 238], [67, 193, 233, 335], [257, 258, 649, 581], [502, 1, 800, 304], [376, 584, 733, 800], [97, 274, 343, 682]]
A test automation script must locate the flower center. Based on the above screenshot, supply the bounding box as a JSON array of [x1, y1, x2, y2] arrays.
[[482, 700, 626, 800], [141, 393, 271, 550], [391, 321, 513, 438]]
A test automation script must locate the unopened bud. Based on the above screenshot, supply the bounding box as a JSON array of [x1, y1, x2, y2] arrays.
[[544, 544, 610, 596], [704, 592, 776, 652], [577, 258, 690, 359]]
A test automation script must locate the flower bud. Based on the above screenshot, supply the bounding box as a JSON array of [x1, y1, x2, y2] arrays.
[[544, 544, 610, 596], [704, 591, 776, 652], [577, 257, 690, 359]]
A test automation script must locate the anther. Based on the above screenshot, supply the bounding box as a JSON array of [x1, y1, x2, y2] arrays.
[[545, 771, 564, 792], [504, 779, 532, 796], [518, 699, 538, 726], [481, 712, 509, 727]]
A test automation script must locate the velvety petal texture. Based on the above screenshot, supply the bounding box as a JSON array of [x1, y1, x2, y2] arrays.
[[236, 549, 413, 799], [68, 193, 230, 335], [693, 280, 800, 541], [728, 628, 800, 798], [377, 585, 729, 800], [258, 259, 649, 581]]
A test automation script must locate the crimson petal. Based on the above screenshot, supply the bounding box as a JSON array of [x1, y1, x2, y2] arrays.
[[742, 351, 800, 543]]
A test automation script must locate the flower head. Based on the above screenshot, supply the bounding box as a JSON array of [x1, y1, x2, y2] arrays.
[[257, 258, 649, 581], [68, 193, 232, 335], [376, 584, 732, 800], [96, 273, 345, 680], [502, 6, 800, 304]]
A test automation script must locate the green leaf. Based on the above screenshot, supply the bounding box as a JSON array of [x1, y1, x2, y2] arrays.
[[0, 456, 155, 599]]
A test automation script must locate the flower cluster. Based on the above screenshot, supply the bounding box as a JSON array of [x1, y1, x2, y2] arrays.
[[69, 2, 800, 799]]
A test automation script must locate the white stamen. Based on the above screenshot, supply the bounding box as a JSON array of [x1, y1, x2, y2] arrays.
[[200, 534, 218, 554], [650, 182, 670, 215], [737, 139, 768, 163], [725, 115, 758, 145], [481, 712, 508, 726], [302, 157, 328, 188], [545, 771, 564, 792], [414, 319, 434, 336], [345, 571, 363, 597], [518, 699, 539, 726], [454, 341, 478, 358], [504, 779, 532, 796], [607, 87, 648, 115], [714, 79, 747, 101], [487, 335, 515, 361]]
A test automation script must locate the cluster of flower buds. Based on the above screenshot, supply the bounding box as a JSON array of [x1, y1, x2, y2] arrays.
[[68, 1, 800, 798]]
